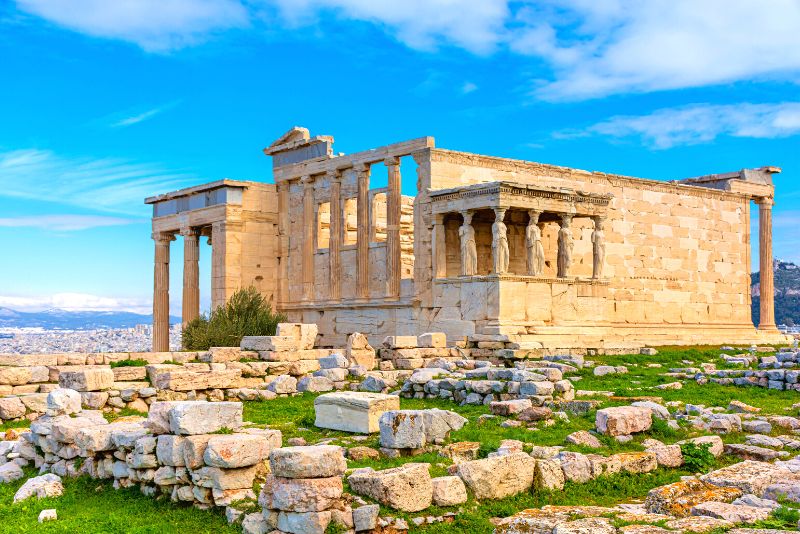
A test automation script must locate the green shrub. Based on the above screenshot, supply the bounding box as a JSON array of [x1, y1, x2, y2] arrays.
[[109, 359, 148, 368], [680, 442, 715, 472], [182, 287, 286, 350], [771, 505, 800, 526]]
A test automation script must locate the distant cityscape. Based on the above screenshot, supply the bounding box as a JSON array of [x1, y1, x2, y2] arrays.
[[0, 324, 182, 354]]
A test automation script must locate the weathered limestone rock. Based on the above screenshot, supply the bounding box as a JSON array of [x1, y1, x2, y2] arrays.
[[38, 509, 57, 523], [204, 433, 280, 468], [646, 443, 683, 467], [314, 391, 399, 434], [691, 501, 771, 523], [664, 516, 733, 532], [270, 445, 347, 479], [155, 434, 187, 466], [151, 368, 241, 391], [534, 459, 565, 490], [346, 333, 375, 369], [701, 461, 794, 495], [267, 375, 297, 394], [297, 376, 334, 393], [0, 367, 31, 386], [678, 435, 724, 458], [0, 397, 25, 420], [76, 421, 146, 452], [646, 477, 744, 517], [0, 462, 24, 483], [59, 368, 114, 392], [431, 476, 468, 506], [553, 517, 616, 534], [347, 463, 432, 512], [379, 409, 467, 449], [277, 511, 331, 534], [456, 452, 536, 500], [352, 504, 379, 532], [490, 399, 532, 416], [418, 332, 446, 348], [191, 465, 258, 490], [595, 406, 652, 436], [260, 474, 343, 512], [565, 430, 602, 449], [558, 452, 593, 483], [276, 323, 319, 350], [182, 434, 214, 469], [13, 474, 63, 502], [167, 401, 243, 435], [45, 388, 82, 416]]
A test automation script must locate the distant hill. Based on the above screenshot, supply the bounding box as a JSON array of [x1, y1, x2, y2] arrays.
[[0, 307, 180, 330], [752, 260, 800, 326]]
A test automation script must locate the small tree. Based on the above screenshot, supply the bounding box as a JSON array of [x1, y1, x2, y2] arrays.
[[182, 287, 286, 350]]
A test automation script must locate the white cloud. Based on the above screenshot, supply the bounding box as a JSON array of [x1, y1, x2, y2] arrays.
[[267, 0, 509, 54], [113, 107, 165, 128], [14, 1, 800, 100], [15, 0, 249, 52], [0, 214, 141, 231], [513, 0, 800, 101], [0, 148, 199, 215], [461, 81, 478, 95], [0, 293, 152, 314], [571, 102, 800, 149]]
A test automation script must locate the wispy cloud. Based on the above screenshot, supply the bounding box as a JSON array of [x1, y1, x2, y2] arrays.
[[0, 293, 152, 314], [14, 1, 800, 100], [562, 102, 800, 149], [15, 0, 249, 52], [0, 148, 200, 215], [0, 214, 141, 231], [112, 107, 165, 128], [461, 81, 478, 95]]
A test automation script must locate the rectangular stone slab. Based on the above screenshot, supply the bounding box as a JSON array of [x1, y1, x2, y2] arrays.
[[314, 391, 400, 433]]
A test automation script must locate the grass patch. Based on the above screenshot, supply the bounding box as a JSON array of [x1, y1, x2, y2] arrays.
[[109, 359, 148, 369], [0, 470, 238, 534]]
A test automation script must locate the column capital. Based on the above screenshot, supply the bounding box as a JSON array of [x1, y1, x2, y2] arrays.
[[493, 207, 507, 220], [433, 213, 445, 225], [301, 174, 314, 188], [460, 209, 473, 224], [560, 213, 573, 225], [756, 196, 775, 207], [152, 231, 176, 244], [384, 156, 400, 167], [528, 210, 541, 224], [354, 162, 371, 175], [326, 169, 341, 182], [179, 227, 200, 237]]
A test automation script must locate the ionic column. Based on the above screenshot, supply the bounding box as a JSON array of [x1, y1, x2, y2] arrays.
[[757, 197, 777, 330], [432, 214, 447, 279], [328, 170, 342, 301], [355, 163, 371, 299], [181, 227, 200, 326], [152, 231, 175, 352], [302, 175, 315, 302], [385, 156, 401, 299]]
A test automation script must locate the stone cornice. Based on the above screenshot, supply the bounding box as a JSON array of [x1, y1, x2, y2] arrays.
[[429, 181, 613, 207], [424, 148, 753, 203]]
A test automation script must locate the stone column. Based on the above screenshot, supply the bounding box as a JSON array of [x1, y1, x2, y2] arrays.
[[757, 197, 777, 330], [355, 163, 371, 299], [328, 170, 342, 301], [181, 227, 200, 326], [491, 208, 509, 274], [211, 220, 243, 309], [557, 214, 574, 278], [152, 231, 174, 352], [277, 183, 289, 305], [385, 156, 401, 299], [432, 214, 447, 279], [301, 175, 315, 301]]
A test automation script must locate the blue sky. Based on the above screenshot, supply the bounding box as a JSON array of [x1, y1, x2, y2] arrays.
[[1, 0, 799, 315]]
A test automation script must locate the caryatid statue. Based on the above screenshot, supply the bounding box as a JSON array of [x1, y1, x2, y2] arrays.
[[459, 211, 478, 276], [526, 210, 545, 276], [592, 216, 606, 279], [492, 208, 509, 274], [557, 214, 574, 278]]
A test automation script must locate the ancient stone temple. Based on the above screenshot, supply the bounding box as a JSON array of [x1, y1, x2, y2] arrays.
[[145, 127, 788, 351]]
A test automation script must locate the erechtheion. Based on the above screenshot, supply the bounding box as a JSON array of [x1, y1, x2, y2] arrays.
[[145, 127, 788, 352]]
